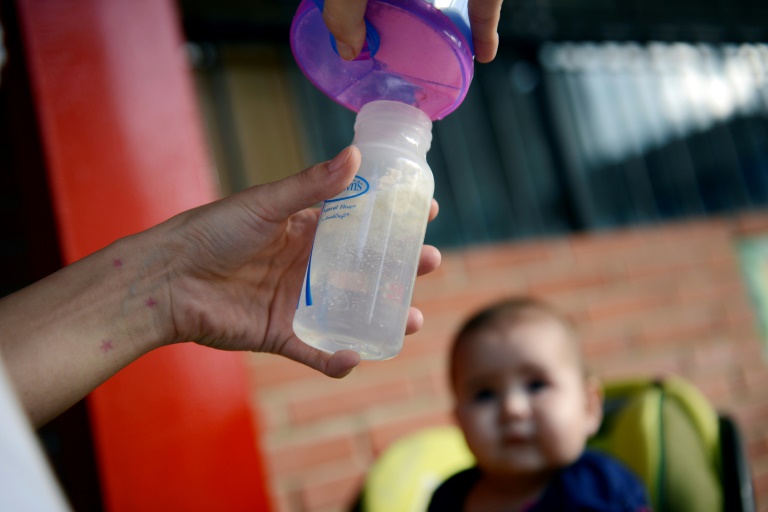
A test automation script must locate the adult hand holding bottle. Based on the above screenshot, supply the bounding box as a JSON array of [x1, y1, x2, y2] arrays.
[[0, 147, 441, 427], [321, 0, 504, 62]]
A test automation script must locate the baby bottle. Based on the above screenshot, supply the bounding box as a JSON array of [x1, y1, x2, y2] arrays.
[[290, 0, 474, 359], [293, 100, 434, 359]]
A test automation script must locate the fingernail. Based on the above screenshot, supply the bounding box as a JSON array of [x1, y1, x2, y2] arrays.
[[328, 147, 351, 172], [336, 41, 355, 61]]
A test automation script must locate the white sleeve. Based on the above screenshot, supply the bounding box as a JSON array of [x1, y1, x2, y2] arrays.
[[0, 354, 71, 511]]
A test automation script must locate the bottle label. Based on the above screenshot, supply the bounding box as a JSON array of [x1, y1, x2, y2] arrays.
[[319, 175, 369, 222], [302, 176, 369, 306], [326, 176, 369, 203]]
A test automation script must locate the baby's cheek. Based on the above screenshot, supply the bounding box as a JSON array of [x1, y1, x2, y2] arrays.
[[457, 407, 487, 436], [539, 429, 584, 467], [539, 412, 589, 463]]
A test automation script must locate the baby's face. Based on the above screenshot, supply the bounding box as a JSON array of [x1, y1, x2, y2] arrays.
[[452, 315, 601, 479]]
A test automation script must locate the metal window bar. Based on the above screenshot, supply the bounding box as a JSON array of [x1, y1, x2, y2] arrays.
[[540, 41, 768, 235]]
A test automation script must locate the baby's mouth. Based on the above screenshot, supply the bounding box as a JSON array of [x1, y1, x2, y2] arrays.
[[502, 426, 533, 444]]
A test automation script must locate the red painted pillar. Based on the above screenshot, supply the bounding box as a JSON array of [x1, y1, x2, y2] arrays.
[[15, 0, 272, 510]]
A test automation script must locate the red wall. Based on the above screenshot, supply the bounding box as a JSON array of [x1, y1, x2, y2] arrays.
[[16, 0, 271, 510]]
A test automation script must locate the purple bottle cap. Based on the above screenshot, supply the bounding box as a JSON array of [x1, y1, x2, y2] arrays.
[[290, 0, 474, 121]]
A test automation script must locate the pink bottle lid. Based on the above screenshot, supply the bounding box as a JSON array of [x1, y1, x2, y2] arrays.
[[290, 0, 474, 121]]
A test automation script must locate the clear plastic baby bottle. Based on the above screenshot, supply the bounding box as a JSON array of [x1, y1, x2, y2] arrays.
[[293, 100, 434, 360]]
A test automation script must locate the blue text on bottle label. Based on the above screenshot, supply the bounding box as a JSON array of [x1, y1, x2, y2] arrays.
[[304, 176, 369, 306], [325, 176, 369, 203]]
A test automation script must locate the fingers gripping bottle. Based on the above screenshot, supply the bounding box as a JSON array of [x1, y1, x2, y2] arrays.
[[293, 100, 434, 360]]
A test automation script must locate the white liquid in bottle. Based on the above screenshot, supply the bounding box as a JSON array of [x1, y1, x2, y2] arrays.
[[293, 100, 435, 360]]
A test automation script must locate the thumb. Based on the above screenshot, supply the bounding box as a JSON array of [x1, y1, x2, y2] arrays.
[[322, 0, 367, 60], [255, 146, 361, 222]]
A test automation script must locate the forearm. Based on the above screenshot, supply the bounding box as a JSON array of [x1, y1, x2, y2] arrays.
[[0, 149, 380, 425], [0, 230, 174, 427]]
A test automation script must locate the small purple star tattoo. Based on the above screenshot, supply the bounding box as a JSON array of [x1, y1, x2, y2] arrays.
[[145, 297, 157, 308], [100, 339, 114, 352], [112, 258, 123, 268]]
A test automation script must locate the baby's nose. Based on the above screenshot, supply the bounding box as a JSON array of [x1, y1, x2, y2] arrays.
[[501, 389, 532, 419]]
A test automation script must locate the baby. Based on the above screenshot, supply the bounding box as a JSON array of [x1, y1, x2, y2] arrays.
[[428, 297, 650, 511]]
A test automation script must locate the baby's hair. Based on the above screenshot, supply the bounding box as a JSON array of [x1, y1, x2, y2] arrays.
[[449, 297, 582, 385]]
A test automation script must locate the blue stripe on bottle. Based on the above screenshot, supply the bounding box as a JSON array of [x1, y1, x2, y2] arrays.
[[305, 241, 314, 306]]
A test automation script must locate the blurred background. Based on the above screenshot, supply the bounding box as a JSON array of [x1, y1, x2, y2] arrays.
[[2, 0, 768, 511]]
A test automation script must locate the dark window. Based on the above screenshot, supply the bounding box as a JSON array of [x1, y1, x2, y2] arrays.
[[184, 2, 768, 249]]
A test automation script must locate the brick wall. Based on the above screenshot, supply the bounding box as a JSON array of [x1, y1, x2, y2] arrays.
[[247, 212, 768, 512]]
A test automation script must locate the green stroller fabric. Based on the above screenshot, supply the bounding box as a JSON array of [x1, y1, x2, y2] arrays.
[[588, 376, 722, 512]]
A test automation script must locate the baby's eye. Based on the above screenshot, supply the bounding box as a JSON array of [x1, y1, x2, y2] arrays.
[[527, 379, 548, 393], [472, 388, 496, 403]]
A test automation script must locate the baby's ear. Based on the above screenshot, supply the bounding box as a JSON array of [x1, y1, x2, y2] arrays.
[[584, 375, 604, 436]]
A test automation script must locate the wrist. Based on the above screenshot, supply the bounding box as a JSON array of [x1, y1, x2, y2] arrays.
[[106, 230, 178, 351], [0, 230, 177, 425]]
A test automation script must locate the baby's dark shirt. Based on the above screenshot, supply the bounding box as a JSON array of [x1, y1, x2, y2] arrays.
[[427, 450, 651, 511]]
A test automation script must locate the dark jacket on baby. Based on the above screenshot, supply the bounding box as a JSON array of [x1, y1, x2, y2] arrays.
[[427, 450, 651, 512]]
